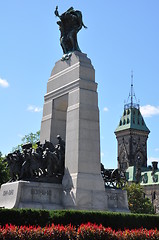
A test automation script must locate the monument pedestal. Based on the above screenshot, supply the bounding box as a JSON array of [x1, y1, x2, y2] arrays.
[[0, 181, 129, 212], [40, 52, 107, 210]]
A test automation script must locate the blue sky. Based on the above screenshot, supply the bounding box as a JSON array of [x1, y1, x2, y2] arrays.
[[0, 1, 159, 169]]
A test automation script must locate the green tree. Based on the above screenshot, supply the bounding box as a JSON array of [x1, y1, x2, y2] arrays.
[[12, 130, 40, 151], [125, 183, 154, 214], [21, 130, 40, 145], [0, 152, 9, 185]]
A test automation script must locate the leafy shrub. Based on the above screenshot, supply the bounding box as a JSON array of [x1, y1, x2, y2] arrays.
[[77, 223, 116, 240], [0, 224, 76, 240], [1, 223, 159, 240], [124, 183, 154, 214]]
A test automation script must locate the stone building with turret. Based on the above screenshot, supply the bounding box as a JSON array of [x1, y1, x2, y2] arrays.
[[114, 76, 150, 172], [115, 75, 159, 213]]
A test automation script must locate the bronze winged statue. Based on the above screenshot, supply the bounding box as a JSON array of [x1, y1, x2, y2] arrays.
[[54, 6, 87, 60]]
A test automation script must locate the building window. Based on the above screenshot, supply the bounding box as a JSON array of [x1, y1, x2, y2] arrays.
[[153, 191, 156, 200], [138, 109, 140, 115], [138, 118, 140, 125]]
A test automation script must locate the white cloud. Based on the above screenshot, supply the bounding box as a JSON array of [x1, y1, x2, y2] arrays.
[[140, 105, 159, 117], [155, 148, 159, 152], [27, 105, 42, 113], [18, 134, 24, 139], [103, 107, 108, 112], [101, 152, 104, 158], [0, 78, 9, 88]]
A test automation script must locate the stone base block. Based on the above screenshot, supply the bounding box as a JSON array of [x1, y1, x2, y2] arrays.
[[0, 181, 63, 210], [62, 187, 129, 212], [63, 188, 108, 210], [106, 188, 129, 212], [62, 172, 107, 210], [0, 181, 129, 212]]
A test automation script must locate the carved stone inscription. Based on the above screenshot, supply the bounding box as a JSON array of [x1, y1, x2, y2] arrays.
[[3, 189, 14, 196], [107, 193, 118, 201], [31, 189, 51, 196]]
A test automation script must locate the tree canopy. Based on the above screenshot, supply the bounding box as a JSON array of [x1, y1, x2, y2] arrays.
[[0, 152, 9, 185], [12, 130, 40, 151], [125, 183, 154, 214]]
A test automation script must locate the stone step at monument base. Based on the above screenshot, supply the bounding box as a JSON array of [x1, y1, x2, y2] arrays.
[[18, 203, 63, 210], [0, 181, 129, 212]]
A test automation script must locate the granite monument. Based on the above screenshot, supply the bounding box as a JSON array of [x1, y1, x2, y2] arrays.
[[0, 7, 129, 212]]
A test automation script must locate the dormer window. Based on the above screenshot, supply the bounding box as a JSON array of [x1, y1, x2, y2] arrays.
[[133, 117, 135, 124], [138, 118, 140, 125]]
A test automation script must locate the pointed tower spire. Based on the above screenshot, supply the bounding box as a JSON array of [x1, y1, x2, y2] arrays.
[[131, 70, 134, 108], [125, 71, 139, 110]]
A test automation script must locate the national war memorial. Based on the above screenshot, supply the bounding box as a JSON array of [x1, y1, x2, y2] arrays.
[[0, 7, 129, 212]]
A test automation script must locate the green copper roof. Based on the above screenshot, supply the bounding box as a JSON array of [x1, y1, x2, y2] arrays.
[[140, 170, 159, 185], [125, 166, 136, 182], [115, 107, 150, 133], [126, 166, 159, 185]]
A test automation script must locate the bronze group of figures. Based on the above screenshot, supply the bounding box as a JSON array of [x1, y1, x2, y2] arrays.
[[3, 135, 65, 183]]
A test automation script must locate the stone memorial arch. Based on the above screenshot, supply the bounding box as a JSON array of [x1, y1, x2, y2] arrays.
[[40, 51, 107, 209]]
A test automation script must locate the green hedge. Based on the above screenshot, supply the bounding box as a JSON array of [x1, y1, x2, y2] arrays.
[[0, 209, 159, 230]]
